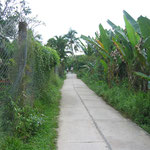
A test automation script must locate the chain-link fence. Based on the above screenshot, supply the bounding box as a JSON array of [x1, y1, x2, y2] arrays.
[[0, 38, 10, 92], [0, 22, 27, 96], [0, 19, 61, 134], [0, 22, 32, 132], [0, 35, 12, 135]]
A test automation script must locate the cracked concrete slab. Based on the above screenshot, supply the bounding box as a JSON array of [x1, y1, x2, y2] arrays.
[[57, 73, 150, 150]]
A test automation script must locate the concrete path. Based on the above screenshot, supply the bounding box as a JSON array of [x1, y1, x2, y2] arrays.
[[57, 73, 150, 150]]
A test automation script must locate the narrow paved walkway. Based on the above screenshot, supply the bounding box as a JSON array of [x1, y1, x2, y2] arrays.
[[57, 73, 150, 150]]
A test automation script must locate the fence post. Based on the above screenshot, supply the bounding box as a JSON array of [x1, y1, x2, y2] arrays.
[[11, 22, 27, 98]]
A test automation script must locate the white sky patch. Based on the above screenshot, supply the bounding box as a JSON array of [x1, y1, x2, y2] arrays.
[[27, 0, 150, 44]]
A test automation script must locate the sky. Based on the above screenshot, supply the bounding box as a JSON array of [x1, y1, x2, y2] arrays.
[[27, 0, 150, 44]]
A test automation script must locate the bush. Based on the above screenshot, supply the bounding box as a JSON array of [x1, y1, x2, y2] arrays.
[[79, 72, 150, 134], [11, 100, 45, 140], [0, 73, 63, 150]]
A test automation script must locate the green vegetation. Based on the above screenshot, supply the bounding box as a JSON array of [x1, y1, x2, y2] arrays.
[[0, 74, 63, 150], [46, 29, 79, 76], [66, 10, 150, 134], [1, 0, 150, 148], [0, 1, 65, 149], [78, 70, 150, 133], [0, 3, 79, 147], [0, 26, 64, 148], [80, 11, 150, 91]]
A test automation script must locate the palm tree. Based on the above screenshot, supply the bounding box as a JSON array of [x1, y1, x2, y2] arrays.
[[46, 35, 73, 76], [46, 35, 71, 62], [65, 29, 79, 54]]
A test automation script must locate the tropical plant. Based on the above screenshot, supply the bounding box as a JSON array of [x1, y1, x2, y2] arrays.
[[80, 10, 150, 90], [46, 36, 71, 62], [65, 29, 79, 54], [81, 25, 118, 87], [110, 11, 150, 90], [78, 39, 95, 56]]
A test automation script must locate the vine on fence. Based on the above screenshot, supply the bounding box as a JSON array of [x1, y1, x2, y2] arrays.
[[1, 24, 60, 138]]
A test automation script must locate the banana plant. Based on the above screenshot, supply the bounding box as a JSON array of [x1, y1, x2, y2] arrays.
[[108, 11, 150, 90], [108, 11, 140, 61], [78, 39, 95, 56], [107, 18, 135, 84], [123, 12, 150, 88], [81, 35, 110, 59], [81, 62, 96, 74], [81, 24, 122, 87], [80, 10, 150, 90], [134, 16, 150, 85], [138, 16, 150, 66], [134, 72, 150, 81]]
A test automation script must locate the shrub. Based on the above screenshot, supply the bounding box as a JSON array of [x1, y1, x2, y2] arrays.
[[11, 100, 45, 140], [79, 71, 150, 134]]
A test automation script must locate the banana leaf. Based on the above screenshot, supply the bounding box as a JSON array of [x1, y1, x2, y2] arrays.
[[81, 65, 90, 71], [112, 38, 126, 60], [100, 59, 108, 73], [138, 16, 150, 39], [124, 15, 140, 48], [143, 37, 150, 48], [81, 35, 111, 60], [136, 50, 147, 67], [123, 10, 141, 34], [107, 19, 129, 42], [134, 72, 150, 81], [95, 32, 100, 41], [143, 37, 150, 64], [99, 24, 112, 53], [138, 17, 150, 65], [107, 20, 134, 63], [96, 40, 104, 49], [78, 39, 88, 54], [107, 19, 118, 30], [113, 31, 134, 62]]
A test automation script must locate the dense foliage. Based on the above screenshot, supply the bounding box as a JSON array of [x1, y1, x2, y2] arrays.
[[0, 1, 62, 149], [77, 65, 150, 133], [46, 29, 79, 76], [1, 28, 60, 137], [0, 73, 63, 150], [34, 41, 60, 97], [68, 11, 150, 134], [80, 11, 150, 91], [1, 1, 150, 148]]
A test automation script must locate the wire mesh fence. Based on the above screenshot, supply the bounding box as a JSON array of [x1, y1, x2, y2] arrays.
[[0, 22, 38, 134], [0, 23, 26, 95], [0, 39, 10, 92], [0, 35, 12, 134], [0, 19, 61, 133]]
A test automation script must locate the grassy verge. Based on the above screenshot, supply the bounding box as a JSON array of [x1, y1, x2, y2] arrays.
[[78, 72, 150, 134], [0, 104, 4, 141], [0, 75, 64, 150]]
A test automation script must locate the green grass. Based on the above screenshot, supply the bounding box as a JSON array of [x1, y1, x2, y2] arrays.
[[0, 75, 64, 150], [0, 91, 5, 142], [26, 98, 61, 150], [0, 105, 4, 141], [79, 72, 150, 134]]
